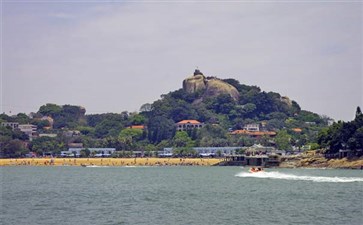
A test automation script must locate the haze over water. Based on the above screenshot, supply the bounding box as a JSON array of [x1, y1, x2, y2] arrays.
[[2, 167, 362, 225]]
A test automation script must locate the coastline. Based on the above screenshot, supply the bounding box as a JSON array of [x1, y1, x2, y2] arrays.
[[1, 156, 362, 169], [0, 157, 223, 167], [280, 156, 363, 169]]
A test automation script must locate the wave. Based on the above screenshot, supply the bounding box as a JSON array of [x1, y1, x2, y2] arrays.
[[235, 171, 363, 183]]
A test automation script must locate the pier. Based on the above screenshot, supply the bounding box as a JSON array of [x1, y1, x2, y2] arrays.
[[220, 154, 280, 167]]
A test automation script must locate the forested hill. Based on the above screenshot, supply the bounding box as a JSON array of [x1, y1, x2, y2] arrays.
[[145, 70, 328, 130], [1, 70, 334, 157], [140, 70, 330, 145]]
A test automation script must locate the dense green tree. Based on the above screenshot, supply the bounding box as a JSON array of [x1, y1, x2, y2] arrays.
[[143, 144, 157, 157], [12, 129, 29, 141], [77, 126, 95, 136], [351, 127, 363, 150], [140, 103, 152, 112], [15, 113, 31, 124], [93, 115, 127, 138], [95, 121, 119, 138], [0, 113, 14, 122], [35, 120, 51, 130], [295, 110, 326, 125], [265, 119, 285, 130], [206, 94, 236, 114], [172, 131, 194, 147], [240, 103, 257, 118], [0, 126, 29, 158], [1, 139, 28, 158], [167, 100, 198, 122], [275, 130, 292, 150], [193, 104, 215, 122], [30, 136, 65, 155], [197, 124, 227, 139], [156, 140, 171, 150], [38, 103, 62, 117], [317, 107, 363, 155], [355, 106, 362, 118], [38, 104, 86, 129], [129, 114, 146, 125], [0, 126, 13, 139], [147, 116, 176, 143], [119, 128, 144, 142]]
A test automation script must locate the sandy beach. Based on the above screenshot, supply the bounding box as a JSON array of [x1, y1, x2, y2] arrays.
[[0, 157, 223, 167]]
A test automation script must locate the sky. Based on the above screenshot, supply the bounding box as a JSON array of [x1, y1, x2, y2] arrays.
[[1, 1, 362, 121]]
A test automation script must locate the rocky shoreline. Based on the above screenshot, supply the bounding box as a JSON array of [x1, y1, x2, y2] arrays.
[[279, 155, 363, 169]]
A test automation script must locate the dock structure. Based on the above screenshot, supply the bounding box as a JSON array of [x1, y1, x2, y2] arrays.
[[220, 154, 280, 167], [163, 147, 244, 157]]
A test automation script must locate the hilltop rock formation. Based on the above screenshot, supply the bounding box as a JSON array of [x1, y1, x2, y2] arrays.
[[280, 96, 292, 107], [183, 69, 240, 101], [182, 74, 206, 93], [204, 79, 240, 101]]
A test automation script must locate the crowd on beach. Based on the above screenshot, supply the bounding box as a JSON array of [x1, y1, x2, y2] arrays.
[[0, 157, 222, 167]]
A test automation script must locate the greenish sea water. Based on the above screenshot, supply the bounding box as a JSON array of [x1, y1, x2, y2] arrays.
[[1, 166, 362, 225]]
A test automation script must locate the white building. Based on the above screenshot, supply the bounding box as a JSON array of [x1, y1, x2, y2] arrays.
[[39, 133, 57, 138], [176, 120, 204, 131], [61, 148, 116, 157], [163, 147, 245, 157], [1, 122, 19, 130], [243, 123, 260, 131], [18, 124, 37, 140]]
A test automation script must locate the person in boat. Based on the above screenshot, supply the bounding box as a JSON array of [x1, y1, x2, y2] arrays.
[[250, 167, 264, 172]]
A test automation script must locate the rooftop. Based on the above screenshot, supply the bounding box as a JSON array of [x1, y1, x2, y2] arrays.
[[230, 130, 276, 136], [129, 125, 145, 129], [176, 120, 202, 125]]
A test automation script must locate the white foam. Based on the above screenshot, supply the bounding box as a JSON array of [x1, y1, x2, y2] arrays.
[[235, 171, 363, 183]]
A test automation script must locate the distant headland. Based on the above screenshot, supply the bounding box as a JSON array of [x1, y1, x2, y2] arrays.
[[1, 70, 362, 168]]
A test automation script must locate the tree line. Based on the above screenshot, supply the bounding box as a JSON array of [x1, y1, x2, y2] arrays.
[[1, 77, 344, 158]]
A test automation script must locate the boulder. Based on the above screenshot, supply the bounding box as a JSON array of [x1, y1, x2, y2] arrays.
[[182, 70, 240, 101], [183, 74, 206, 94], [280, 96, 292, 107], [204, 79, 240, 101]]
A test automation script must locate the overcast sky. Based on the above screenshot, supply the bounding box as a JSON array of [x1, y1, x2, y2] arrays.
[[1, 1, 362, 121]]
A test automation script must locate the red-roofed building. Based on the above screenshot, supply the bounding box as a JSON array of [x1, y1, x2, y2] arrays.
[[292, 128, 302, 133], [230, 130, 276, 137], [176, 120, 204, 131], [128, 125, 145, 130]]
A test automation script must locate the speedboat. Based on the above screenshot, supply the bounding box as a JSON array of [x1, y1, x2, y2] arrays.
[[249, 167, 264, 173]]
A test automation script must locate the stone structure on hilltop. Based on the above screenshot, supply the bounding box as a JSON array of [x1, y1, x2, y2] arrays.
[[182, 70, 206, 94], [280, 96, 292, 107], [182, 69, 240, 102]]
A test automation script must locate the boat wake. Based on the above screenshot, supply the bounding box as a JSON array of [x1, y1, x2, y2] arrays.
[[235, 171, 363, 183]]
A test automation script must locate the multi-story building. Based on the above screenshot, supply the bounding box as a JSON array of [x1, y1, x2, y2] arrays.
[[18, 124, 37, 140], [61, 148, 116, 157], [243, 123, 260, 131], [176, 120, 204, 131], [1, 122, 19, 130]]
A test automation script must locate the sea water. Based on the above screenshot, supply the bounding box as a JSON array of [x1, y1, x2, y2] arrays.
[[1, 167, 362, 225]]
